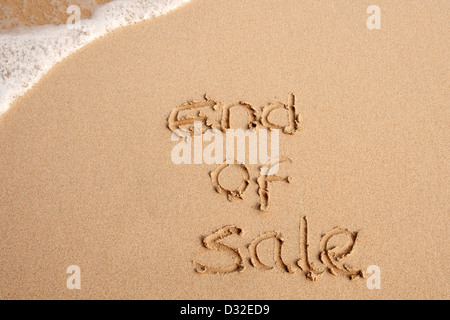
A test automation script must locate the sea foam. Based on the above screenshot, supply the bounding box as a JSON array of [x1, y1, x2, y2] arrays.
[[0, 0, 191, 116]]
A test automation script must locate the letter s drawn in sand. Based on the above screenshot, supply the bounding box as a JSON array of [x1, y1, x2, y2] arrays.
[[193, 226, 245, 274]]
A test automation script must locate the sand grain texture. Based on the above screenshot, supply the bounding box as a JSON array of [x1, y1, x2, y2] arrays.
[[0, 0, 449, 299]]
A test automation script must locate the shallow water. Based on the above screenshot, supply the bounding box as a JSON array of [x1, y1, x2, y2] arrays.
[[0, 0, 111, 30], [0, 0, 191, 115]]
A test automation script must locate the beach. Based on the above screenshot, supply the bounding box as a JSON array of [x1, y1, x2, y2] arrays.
[[0, 0, 449, 299]]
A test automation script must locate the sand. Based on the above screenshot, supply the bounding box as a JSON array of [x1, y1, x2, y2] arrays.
[[0, 0, 449, 299], [0, 0, 112, 29]]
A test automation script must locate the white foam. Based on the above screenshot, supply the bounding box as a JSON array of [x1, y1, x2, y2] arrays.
[[0, 0, 191, 115]]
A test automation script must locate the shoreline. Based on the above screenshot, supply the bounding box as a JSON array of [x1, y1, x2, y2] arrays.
[[0, 0, 192, 116], [0, 0, 448, 299]]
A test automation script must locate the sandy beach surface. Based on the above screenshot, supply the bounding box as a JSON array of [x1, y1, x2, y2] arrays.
[[0, 0, 449, 299], [0, 0, 112, 29]]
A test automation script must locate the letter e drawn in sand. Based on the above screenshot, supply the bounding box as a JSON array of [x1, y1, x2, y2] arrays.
[[168, 95, 220, 135], [319, 227, 366, 280]]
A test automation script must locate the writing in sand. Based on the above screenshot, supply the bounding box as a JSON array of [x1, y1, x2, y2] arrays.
[[168, 95, 368, 282]]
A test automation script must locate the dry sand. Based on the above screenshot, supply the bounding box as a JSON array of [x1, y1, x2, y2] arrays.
[[0, 0, 449, 299]]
